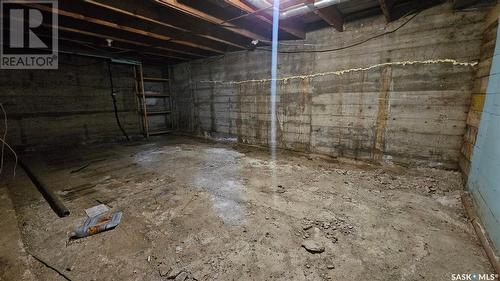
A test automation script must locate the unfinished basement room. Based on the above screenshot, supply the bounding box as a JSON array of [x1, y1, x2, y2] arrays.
[[2, 0, 500, 280]]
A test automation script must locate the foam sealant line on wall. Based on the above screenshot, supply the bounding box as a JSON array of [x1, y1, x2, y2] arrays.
[[198, 58, 479, 85]]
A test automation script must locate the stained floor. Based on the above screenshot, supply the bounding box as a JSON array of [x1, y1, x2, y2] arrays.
[[0, 136, 493, 280]]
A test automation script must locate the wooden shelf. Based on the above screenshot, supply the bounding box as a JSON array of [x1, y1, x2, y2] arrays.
[[149, 129, 174, 136], [143, 110, 172, 115], [143, 77, 169, 82], [137, 94, 171, 98], [134, 64, 175, 139]]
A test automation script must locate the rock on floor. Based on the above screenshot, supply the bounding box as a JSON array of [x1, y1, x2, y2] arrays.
[[301, 239, 325, 253]]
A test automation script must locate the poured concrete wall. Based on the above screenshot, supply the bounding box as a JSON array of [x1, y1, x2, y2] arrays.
[[172, 3, 486, 168], [0, 54, 165, 147]]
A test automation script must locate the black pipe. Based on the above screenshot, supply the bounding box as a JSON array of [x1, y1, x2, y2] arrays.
[[18, 160, 70, 218], [107, 61, 130, 141]]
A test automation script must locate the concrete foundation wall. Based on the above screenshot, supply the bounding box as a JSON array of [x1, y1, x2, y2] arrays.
[[0, 54, 156, 148], [172, 3, 486, 168]]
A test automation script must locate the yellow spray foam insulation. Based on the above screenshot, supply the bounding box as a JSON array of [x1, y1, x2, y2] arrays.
[[199, 59, 478, 85]]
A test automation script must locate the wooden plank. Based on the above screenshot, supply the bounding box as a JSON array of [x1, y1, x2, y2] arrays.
[[28, 3, 226, 54], [379, 0, 394, 22], [138, 64, 149, 139], [223, 0, 305, 39], [315, 5, 344, 32], [143, 77, 170, 82], [56, 26, 207, 58], [156, 0, 271, 43], [84, 0, 248, 49], [145, 110, 173, 115], [149, 129, 174, 135]]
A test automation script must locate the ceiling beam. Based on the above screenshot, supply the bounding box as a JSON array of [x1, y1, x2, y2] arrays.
[[379, 0, 395, 22], [28, 3, 226, 54], [314, 5, 344, 31], [304, 0, 343, 32], [56, 25, 207, 59], [83, 0, 251, 49], [155, 0, 271, 43], [223, 0, 305, 39], [57, 39, 188, 63], [4, 25, 190, 62]]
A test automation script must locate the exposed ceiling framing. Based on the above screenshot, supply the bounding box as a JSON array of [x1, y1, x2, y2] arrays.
[[7, 0, 494, 64]]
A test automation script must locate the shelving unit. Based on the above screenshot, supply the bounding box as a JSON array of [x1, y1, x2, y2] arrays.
[[134, 64, 174, 138]]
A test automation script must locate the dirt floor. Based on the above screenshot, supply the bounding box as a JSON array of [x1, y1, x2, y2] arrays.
[[0, 136, 494, 280]]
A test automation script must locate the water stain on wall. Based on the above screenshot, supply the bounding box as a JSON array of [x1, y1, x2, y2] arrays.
[[372, 65, 393, 161]]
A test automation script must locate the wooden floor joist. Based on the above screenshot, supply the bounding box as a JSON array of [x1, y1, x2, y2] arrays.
[[155, 0, 272, 43], [83, 0, 249, 49], [56, 26, 207, 58], [223, 0, 306, 39], [28, 3, 225, 54]]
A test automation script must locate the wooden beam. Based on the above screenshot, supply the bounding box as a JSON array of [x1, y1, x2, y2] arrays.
[[223, 0, 305, 39], [56, 26, 207, 58], [28, 3, 226, 54], [4, 25, 189, 62], [302, 0, 343, 31], [314, 5, 344, 31], [58, 39, 187, 62], [83, 0, 249, 49], [155, 0, 271, 43], [379, 0, 395, 22]]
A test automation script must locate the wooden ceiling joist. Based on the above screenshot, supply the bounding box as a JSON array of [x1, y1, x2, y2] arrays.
[[12, 0, 452, 64], [379, 0, 395, 22], [155, 0, 272, 43], [223, 0, 306, 39], [303, 0, 344, 31], [56, 26, 207, 59], [83, 0, 251, 50], [28, 3, 226, 54], [314, 5, 344, 31], [8, 25, 190, 62], [57, 38, 188, 62]]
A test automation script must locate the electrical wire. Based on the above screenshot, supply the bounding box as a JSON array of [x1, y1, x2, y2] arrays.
[[0, 103, 6, 174], [107, 61, 130, 141], [0, 103, 18, 177], [256, 9, 421, 54]]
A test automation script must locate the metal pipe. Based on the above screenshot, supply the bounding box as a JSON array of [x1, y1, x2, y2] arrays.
[[19, 160, 70, 218], [281, 0, 350, 19]]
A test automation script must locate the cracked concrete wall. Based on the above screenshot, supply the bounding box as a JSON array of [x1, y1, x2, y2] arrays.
[[172, 3, 487, 169]]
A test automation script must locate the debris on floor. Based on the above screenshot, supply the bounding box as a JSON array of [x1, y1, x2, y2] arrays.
[[84, 203, 109, 218], [2, 137, 494, 280], [301, 239, 325, 253], [71, 211, 122, 239]]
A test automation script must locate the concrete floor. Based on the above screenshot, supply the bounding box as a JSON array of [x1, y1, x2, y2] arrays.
[[0, 136, 493, 280]]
